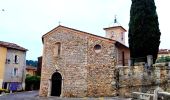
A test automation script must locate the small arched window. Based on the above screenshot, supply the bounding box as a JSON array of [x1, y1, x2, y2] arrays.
[[53, 42, 61, 57]]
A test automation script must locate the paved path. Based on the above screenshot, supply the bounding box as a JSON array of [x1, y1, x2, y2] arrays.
[[0, 91, 38, 100], [0, 91, 131, 100], [39, 97, 132, 100]]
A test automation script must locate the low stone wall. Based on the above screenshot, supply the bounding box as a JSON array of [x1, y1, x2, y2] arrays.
[[131, 88, 170, 100], [115, 65, 170, 97], [132, 92, 154, 100], [158, 92, 170, 100]]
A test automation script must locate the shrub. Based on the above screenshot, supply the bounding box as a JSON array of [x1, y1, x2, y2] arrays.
[[0, 88, 9, 94], [25, 75, 40, 91]]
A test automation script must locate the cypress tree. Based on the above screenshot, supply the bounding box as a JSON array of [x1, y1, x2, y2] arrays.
[[128, 0, 161, 63]]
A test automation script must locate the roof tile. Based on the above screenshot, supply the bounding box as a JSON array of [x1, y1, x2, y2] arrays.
[[0, 41, 27, 51]]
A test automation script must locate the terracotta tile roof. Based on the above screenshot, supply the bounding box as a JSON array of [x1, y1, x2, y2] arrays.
[[26, 66, 37, 70], [158, 49, 170, 54], [103, 26, 127, 32], [0, 41, 27, 51]]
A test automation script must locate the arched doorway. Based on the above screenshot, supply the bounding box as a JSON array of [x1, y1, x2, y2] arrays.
[[51, 72, 62, 96]]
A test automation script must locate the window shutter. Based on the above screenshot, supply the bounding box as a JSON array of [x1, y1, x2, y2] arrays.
[[17, 56, 19, 64]]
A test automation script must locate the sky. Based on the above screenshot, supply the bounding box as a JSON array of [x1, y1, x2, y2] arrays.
[[0, 0, 170, 60]]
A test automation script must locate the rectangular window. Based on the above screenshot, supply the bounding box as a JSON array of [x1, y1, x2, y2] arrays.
[[14, 55, 19, 64], [53, 42, 61, 57], [122, 51, 125, 66], [13, 68, 18, 76], [121, 32, 124, 41]]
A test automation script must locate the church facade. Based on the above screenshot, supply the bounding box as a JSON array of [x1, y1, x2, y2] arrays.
[[39, 24, 130, 97]]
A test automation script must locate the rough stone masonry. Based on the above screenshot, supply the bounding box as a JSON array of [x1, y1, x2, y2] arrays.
[[39, 25, 170, 98], [39, 25, 121, 97]]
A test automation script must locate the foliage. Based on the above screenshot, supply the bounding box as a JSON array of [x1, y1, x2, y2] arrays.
[[128, 0, 161, 63], [0, 88, 9, 94], [156, 56, 170, 63], [26, 60, 38, 67], [25, 74, 40, 91]]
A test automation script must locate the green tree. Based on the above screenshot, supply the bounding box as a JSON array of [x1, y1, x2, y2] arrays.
[[26, 60, 38, 67], [25, 75, 40, 91], [156, 56, 170, 63], [128, 0, 161, 63]]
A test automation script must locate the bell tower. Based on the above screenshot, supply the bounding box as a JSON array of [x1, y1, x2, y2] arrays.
[[104, 16, 126, 45]]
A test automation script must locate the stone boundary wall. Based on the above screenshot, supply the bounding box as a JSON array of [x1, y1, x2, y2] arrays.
[[158, 92, 170, 100], [132, 92, 154, 100], [131, 89, 170, 100], [114, 65, 170, 97]]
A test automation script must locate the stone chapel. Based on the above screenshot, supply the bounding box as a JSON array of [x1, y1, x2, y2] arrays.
[[39, 20, 130, 97]]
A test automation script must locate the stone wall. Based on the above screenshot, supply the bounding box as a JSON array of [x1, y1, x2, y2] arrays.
[[115, 43, 130, 66], [158, 92, 170, 100], [40, 27, 88, 97], [115, 64, 170, 97], [40, 24, 170, 98], [86, 36, 116, 97], [40, 26, 117, 97]]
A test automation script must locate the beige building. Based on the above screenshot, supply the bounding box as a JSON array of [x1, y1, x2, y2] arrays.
[[0, 41, 27, 91], [158, 49, 170, 58], [26, 66, 37, 76], [40, 22, 130, 97]]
